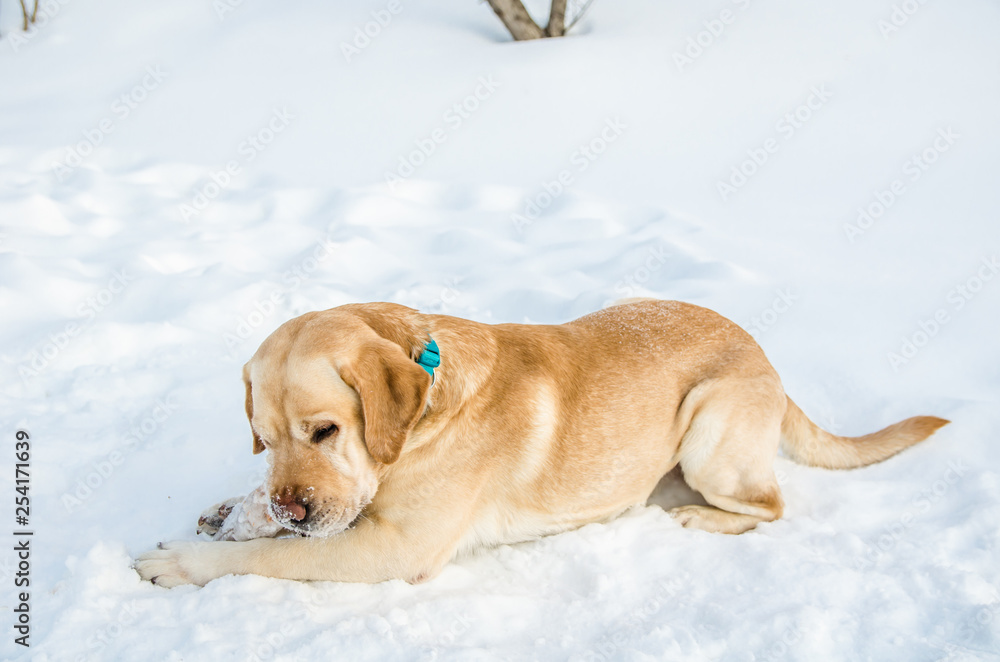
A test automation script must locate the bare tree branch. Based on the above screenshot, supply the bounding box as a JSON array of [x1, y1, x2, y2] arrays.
[[19, 0, 29, 31], [484, 0, 545, 41], [31, 0, 39, 24], [546, 0, 567, 37], [565, 0, 596, 31]]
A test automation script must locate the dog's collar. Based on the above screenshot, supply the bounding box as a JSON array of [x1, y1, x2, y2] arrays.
[[415, 337, 441, 385]]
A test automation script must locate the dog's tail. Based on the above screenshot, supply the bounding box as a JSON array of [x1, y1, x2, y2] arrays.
[[780, 397, 948, 469]]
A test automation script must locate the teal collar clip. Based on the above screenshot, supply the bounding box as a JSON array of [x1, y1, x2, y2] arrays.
[[415, 337, 441, 385]]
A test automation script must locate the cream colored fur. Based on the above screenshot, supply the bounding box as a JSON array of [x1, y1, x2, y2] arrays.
[[136, 300, 947, 587]]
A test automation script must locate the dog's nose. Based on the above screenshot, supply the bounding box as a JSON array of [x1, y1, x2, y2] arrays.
[[271, 490, 307, 522]]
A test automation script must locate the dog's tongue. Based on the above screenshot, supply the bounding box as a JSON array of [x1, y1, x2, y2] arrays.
[[285, 502, 306, 521], [272, 498, 307, 522]]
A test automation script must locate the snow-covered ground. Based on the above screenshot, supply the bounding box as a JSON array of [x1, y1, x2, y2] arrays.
[[2, 0, 999, 659]]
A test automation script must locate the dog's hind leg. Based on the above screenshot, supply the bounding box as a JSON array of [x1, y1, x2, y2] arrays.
[[668, 378, 786, 534]]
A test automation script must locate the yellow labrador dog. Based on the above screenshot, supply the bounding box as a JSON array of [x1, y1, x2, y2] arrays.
[[136, 300, 947, 587]]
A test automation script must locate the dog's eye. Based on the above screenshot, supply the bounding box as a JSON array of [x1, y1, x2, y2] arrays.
[[312, 424, 339, 443]]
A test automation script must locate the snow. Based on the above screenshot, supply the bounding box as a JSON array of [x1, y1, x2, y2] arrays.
[[2, 0, 999, 659]]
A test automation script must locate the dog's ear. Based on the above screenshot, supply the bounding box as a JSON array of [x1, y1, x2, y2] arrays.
[[341, 339, 431, 465], [243, 370, 266, 455]]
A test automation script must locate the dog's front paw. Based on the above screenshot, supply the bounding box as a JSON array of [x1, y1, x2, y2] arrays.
[[135, 541, 228, 588]]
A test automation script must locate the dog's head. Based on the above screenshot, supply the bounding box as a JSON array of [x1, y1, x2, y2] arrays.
[[242, 304, 433, 537]]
